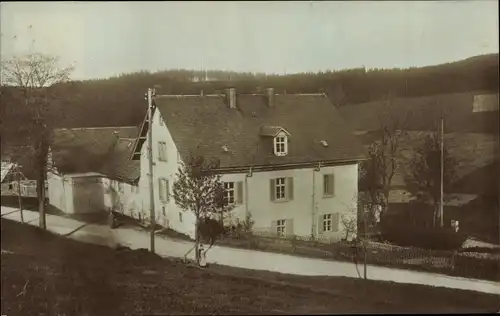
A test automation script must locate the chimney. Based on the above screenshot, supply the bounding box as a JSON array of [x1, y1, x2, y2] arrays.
[[267, 87, 275, 108], [226, 87, 236, 109]]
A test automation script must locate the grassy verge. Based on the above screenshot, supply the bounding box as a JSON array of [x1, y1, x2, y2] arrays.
[[1, 218, 499, 315], [0, 196, 62, 216]]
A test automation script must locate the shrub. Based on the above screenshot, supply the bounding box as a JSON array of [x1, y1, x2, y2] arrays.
[[453, 255, 500, 280], [289, 234, 298, 252], [458, 247, 500, 254], [380, 222, 467, 250], [198, 217, 225, 244]]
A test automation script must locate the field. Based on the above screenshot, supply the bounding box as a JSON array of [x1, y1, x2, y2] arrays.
[[354, 130, 499, 191], [337, 91, 499, 134], [1, 219, 499, 315]]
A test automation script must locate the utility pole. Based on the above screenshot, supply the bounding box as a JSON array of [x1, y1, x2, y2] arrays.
[[363, 208, 368, 279], [147, 88, 156, 253], [439, 115, 444, 228], [16, 164, 24, 223]]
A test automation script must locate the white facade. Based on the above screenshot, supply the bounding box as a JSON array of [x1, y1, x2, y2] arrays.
[[47, 171, 141, 215], [140, 109, 359, 241], [138, 110, 192, 233], [219, 164, 359, 241]]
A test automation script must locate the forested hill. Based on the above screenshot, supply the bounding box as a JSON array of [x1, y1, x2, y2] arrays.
[[1, 53, 499, 130]]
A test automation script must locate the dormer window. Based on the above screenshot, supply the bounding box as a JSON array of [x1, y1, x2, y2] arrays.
[[274, 133, 288, 156], [260, 125, 291, 157]]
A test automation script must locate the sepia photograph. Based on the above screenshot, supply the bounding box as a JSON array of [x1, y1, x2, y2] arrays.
[[1, 1, 499, 315]]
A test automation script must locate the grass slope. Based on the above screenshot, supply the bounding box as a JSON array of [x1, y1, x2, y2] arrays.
[[337, 91, 499, 134], [355, 130, 499, 190], [1, 219, 499, 315]]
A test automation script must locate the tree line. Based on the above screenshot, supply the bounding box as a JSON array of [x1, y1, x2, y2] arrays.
[[2, 53, 498, 133]]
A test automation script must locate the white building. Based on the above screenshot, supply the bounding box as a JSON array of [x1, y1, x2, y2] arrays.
[[47, 127, 143, 217], [130, 88, 366, 241]]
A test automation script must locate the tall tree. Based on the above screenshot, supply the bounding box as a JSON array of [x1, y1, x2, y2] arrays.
[[172, 155, 226, 264], [1, 50, 74, 229], [404, 132, 458, 226], [358, 155, 384, 231], [359, 95, 406, 219]]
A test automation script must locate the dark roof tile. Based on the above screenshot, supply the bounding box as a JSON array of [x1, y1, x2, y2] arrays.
[[155, 93, 365, 168], [51, 126, 140, 183]]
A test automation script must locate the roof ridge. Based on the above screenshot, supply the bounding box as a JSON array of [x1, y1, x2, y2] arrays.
[[155, 93, 327, 98], [156, 94, 222, 98], [53, 126, 137, 131]]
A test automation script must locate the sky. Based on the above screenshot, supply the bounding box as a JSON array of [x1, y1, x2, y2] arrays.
[[1, 1, 498, 81]]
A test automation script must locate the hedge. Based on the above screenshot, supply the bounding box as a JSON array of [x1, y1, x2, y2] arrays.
[[380, 222, 467, 250]]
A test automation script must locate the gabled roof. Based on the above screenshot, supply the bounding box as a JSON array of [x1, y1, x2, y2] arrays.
[[51, 126, 140, 183], [1, 161, 15, 183], [259, 126, 291, 137], [151, 93, 365, 169], [101, 138, 141, 183], [131, 104, 156, 160]]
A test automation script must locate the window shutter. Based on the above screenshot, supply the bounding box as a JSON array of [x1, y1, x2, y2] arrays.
[[317, 215, 324, 235], [271, 220, 277, 236], [285, 219, 294, 237], [323, 174, 327, 195], [270, 179, 276, 201], [236, 181, 243, 204], [332, 213, 340, 232], [329, 174, 335, 196], [286, 177, 294, 201], [158, 179, 164, 201], [166, 180, 170, 202], [324, 174, 334, 196]]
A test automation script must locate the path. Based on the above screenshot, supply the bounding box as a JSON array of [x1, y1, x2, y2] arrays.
[[2, 206, 499, 295]]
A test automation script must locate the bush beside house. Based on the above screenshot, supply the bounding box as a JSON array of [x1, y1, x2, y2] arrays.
[[379, 222, 467, 250]]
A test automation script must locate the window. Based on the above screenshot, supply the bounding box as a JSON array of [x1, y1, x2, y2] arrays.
[[275, 178, 286, 200], [179, 212, 183, 223], [319, 213, 339, 233], [274, 135, 287, 156], [323, 214, 332, 232], [162, 206, 166, 216], [270, 177, 293, 202], [276, 219, 286, 237], [224, 182, 235, 204], [323, 174, 334, 197], [158, 141, 167, 161], [159, 115, 164, 126], [158, 178, 169, 203]]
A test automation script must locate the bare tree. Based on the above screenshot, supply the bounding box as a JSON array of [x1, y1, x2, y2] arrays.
[[1, 50, 74, 229], [172, 155, 227, 264], [340, 201, 358, 242], [360, 94, 406, 220], [404, 132, 458, 226]]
